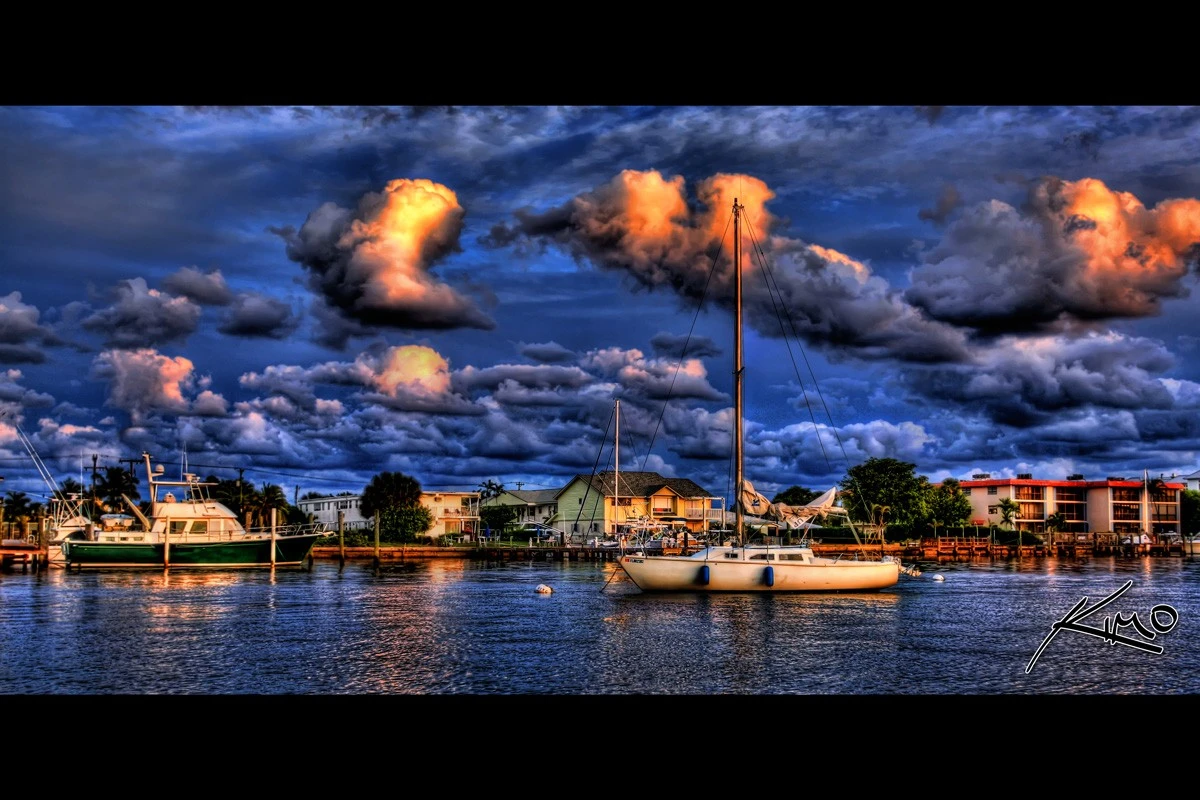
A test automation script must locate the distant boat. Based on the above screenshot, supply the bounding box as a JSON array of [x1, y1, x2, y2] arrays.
[[59, 452, 327, 569], [617, 198, 902, 593]]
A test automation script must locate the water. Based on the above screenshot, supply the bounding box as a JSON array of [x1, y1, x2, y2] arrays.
[[1, 555, 1197, 695]]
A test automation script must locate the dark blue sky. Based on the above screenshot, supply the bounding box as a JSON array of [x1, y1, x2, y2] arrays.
[[2, 106, 1198, 505]]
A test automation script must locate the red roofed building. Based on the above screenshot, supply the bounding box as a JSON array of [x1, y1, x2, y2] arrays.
[[958, 472, 1183, 537]]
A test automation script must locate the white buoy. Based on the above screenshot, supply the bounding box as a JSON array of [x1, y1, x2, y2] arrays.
[[933, 574, 946, 582], [535, 583, 554, 594]]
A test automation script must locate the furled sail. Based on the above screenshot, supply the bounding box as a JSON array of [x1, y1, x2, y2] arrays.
[[739, 481, 845, 529]]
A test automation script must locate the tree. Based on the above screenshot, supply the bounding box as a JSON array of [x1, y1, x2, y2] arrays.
[[772, 486, 819, 506], [3, 491, 33, 521], [480, 504, 516, 534], [378, 505, 435, 543], [238, 483, 291, 528], [838, 457, 928, 526], [93, 466, 139, 513], [478, 479, 505, 505], [255, 483, 291, 527], [58, 477, 85, 500], [1181, 489, 1200, 535], [1046, 511, 1067, 533], [360, 471, 423, 527], [925, 477, 973, 532], [997, 497, 1019, 529], [207, 476, 246, 521]]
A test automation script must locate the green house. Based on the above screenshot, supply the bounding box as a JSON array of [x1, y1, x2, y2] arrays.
[[550, 471, 718, 537]]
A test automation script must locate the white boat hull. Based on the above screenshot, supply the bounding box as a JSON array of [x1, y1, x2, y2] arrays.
[[618, 546, 900, 592]]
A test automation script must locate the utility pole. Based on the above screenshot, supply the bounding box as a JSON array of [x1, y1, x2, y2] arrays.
[[91, 453, 99, 510], [238, 468, 245, 509]]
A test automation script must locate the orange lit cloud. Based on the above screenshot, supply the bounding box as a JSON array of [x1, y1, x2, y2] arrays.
[[909, 177, 1200, 333], [372, 345, 452, 396], [280, 178, 494, 332], [488, 169, 966, 363], [1055, 177, 1200, 298], [90, 348, 196, 423]]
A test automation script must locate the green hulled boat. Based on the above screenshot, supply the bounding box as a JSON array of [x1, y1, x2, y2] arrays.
[[59, 452, 327, 570]]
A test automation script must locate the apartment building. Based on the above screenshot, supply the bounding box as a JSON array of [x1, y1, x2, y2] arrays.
[[958, 473, 1184, 537]]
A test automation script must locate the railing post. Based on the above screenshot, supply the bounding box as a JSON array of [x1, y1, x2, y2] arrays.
[[373, 515, 381, 570], [338, 510, 345, 569]]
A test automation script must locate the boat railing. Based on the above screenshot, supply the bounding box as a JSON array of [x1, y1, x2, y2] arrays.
[[244, 521, 331, 539]]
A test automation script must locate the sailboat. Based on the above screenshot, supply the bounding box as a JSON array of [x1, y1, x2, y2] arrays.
[[617, 198, 902, 592]]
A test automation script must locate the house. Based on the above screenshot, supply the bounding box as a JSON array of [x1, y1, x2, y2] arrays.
[[957, 473, 1184, 537], [418, 491, 481, 540], [297, 494, 371, 530], [297, 490, 480, 541], [550, 471, 720, 536], [490, 488, 559, 526], [1183, 468, 1200, 493]]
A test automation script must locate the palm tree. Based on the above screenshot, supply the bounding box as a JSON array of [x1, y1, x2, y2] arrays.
[[93, 466, 140, 513], [477, 479, 505, 506], [3, 491, 33, 521], [869, 503, 891, 544], [247, 483, 290, 528], [996, 498, 1019, 529]]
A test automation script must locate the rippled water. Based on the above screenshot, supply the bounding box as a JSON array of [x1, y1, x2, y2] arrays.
[[2, 555, 1197, 695]]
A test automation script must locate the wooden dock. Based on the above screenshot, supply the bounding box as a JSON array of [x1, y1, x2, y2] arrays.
[[0, 540, 50, 572]]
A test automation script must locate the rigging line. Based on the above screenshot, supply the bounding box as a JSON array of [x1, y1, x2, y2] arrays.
[[741, 216, 833, 471], [638, 211, 735, 472], [742, 217, 874, 541], [574, 404, 615, 533]]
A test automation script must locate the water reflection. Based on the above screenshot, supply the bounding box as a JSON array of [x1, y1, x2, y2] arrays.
[[1, 556, 1196, 695]]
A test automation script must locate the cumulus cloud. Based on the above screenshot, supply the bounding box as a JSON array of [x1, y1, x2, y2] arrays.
[[90, 348, 196, 423], [486, 169, 970, 364], [80, 278, 202, 348], [218, 292, 299, 338], [906, 177, 1200, 335], [650, 331, 721, 359], [307, 298, 374, 350], [0, 292, 60, 364], [243, 344, 482, 416], [276, 178, 494, 331], [895, 331, 1180, 428], [918, 184, 962, 225], [161, 266, 235, 305], [517, 340, 576, 363]]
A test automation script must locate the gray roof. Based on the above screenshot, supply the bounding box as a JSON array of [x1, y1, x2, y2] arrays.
[[568, 471, 715, 499], [506, 488, 560, 505]]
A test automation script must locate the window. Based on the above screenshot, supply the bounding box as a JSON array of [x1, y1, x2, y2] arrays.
[[987, 487, 997, 495], [987, 505, 999, 515]]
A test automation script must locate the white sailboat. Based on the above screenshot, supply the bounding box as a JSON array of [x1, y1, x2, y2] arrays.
[[617, 198, 901, 592]]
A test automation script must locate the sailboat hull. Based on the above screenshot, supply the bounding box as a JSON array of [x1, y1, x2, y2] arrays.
[[618, 547, 900, 592]]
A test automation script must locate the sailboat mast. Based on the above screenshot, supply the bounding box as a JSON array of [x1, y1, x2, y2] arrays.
[[733, 198, 744, 546], [615, 398, 620, 534]]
